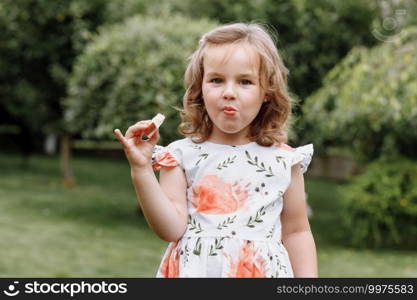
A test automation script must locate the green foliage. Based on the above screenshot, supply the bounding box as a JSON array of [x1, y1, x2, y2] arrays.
[[339, 157, 417, 249], [96, 0, 380, 99], [65, 14, 217, 143], [2, 0, 414, 145], [278, 0, 379, 100], [0, 0, 108, 133], [167, 0, 379, 99], [302, 26, 417, 162], [101, 0, 182, 24]]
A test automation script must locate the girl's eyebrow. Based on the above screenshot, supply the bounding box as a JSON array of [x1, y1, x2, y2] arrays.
[[206, 72, 258, 78]]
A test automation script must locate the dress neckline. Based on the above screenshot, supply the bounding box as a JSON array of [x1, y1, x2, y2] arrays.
[[189, 138, 257, 148], [204, 140, 257, 148]]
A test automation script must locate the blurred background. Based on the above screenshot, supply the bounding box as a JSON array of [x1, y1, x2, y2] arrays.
[[0, 0, 416, 277]]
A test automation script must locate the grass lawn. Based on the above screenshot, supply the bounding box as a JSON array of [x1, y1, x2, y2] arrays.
[[306, 178, 417, 277], [0, 152, 416, 277]]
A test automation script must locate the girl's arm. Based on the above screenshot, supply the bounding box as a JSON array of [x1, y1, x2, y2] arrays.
[[281, 163, 318, 277], [114, 121, 188, 242], [131, 164, 188, 242]]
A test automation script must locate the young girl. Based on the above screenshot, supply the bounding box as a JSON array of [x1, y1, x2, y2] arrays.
[[114, 23, 317, 278]]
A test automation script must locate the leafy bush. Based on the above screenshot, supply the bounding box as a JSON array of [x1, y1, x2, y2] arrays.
[[339, 157, 417, 249], [98, 0, 380, 99], [0, 0, 108, 134], [171, 0, 379, 99], [301, 26, 417, 162], [64, 14, 217, 144]]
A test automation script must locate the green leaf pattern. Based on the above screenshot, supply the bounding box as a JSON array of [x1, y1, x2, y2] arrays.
[[193, 237, 202, 256], [183, 244, 190, 263], [266, 224, 275, 239], [216, 215, 237, 230], [208, 237, 225, 256], [246, 206, 266, 228], [196, 153, 209, 166], [275, 156, 287, 170], [245, 150, 274, 177], [216, 155, 237, 170], [188, 215, 204, 234]]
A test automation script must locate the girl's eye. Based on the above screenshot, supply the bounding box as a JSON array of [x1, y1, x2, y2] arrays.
[[241, 79, 252, 85], [211, 78, 222, 84]]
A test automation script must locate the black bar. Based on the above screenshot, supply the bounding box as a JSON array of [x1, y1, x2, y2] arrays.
[[0, 278, 415, 299]]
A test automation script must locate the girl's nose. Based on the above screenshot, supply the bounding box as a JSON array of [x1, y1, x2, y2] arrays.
[[222, 82, 236, 100]]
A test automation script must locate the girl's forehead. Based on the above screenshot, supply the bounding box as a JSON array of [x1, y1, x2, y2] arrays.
[[203, 43, 260, 75]]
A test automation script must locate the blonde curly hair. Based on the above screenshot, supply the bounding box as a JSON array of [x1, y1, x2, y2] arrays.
[[178, 23, 295, 146]]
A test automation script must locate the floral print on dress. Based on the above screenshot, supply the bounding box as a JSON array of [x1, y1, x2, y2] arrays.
[[151, 138, 313, 278], [192, 174, 251, 214], [224, 241, 268, 278], [159, 241, 180, 278], [152, 152, 178, 171]]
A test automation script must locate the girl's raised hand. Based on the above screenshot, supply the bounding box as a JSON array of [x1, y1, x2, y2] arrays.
[[113, 120, 160, 170]]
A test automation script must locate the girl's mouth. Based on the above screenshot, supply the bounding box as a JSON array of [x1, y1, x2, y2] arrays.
[[223, 109, 236, 116], [223, 106, 237, 116]]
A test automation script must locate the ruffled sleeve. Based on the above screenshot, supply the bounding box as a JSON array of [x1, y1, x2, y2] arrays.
[[151, 145, 180, 171], [291, 144, 314, 174]]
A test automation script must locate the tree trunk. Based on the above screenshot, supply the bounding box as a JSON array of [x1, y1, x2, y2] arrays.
[[60, 133, 75, 187]]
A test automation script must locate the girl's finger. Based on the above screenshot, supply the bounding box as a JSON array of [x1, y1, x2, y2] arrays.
[[125, 122, 154, 139], [124, 124, 146, 139], [136, 120, 151, 125], [136, 120, 155, 138], [148, 128, 160, 145], [114, 129, 128, 148]]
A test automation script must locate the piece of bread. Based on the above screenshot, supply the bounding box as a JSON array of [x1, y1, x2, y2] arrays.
[[143, 113, 165, 140], [151, 113, 165, 129]]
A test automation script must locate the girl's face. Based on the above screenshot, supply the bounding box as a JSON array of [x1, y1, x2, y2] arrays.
[[202, 43, 265, 144]]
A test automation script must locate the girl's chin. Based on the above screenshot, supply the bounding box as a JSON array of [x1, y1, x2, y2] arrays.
[[217, 125, 244, 135], [212, 118, 247, 134]]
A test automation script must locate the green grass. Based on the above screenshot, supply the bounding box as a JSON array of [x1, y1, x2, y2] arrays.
[[306, 177, 417, 277], [0, 152, 416, 277], [0, 153, 167, 277]]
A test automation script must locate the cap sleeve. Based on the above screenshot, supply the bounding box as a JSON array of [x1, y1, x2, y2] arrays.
[[151, 144, 180, 171], [291, 144, 314, 174]]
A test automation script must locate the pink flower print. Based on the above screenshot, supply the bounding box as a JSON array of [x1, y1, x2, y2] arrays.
[[192, 175, 250, 214], [159, 241, 180, 278], [152, 151, 178, 171], [225, 241, 268, 278]]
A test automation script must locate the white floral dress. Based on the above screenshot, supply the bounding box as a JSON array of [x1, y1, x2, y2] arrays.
[[151, 137, 313, 278]]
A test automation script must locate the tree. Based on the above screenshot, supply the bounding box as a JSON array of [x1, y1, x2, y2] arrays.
[[301, 26, 417, 163], [165, 0, 379, 101], [65, 14, 217, 144], [69, 0, 380, 101], [0, 0, 108, 184]]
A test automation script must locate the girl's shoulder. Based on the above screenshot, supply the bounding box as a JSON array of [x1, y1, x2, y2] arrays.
[[273, 142, 314, 174], [151, 137, 195, 171], [274, 142, 313, 153], [164, 137, 189, 149]]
